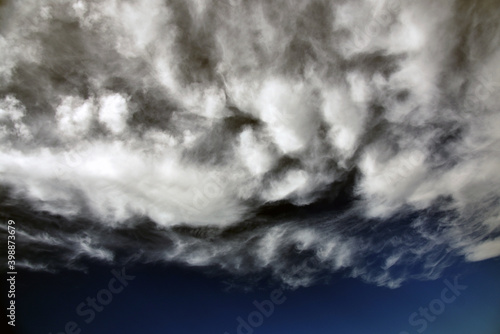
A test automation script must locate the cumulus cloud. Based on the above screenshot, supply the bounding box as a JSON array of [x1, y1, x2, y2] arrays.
[[0, 0, 499, 288]]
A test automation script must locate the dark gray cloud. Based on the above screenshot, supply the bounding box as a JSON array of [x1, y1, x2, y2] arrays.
[[1, 0, 499, 288]]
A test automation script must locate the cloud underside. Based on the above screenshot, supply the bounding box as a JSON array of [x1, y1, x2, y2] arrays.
[[1, 0, 500, 288]]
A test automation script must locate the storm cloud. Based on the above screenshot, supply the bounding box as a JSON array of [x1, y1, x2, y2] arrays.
[[1, 0, 500, 288]]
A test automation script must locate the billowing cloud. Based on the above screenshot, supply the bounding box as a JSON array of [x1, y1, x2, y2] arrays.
[[1, 0, 499, 288]]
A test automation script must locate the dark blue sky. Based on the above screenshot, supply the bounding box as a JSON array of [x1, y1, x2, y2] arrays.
[[7, 258, 500, 334]]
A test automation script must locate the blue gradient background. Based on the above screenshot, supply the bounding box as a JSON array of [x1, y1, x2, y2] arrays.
[[7, 258, 500, 334]]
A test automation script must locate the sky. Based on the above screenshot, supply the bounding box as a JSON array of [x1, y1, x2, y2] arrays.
[[4, 258, 500, 334], [1, 0, 500, 333]]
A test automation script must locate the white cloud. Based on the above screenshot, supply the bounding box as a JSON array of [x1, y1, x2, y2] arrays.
[[255, 78, 319, 154], [1, 0, 499, 288], [98, 94, 130, 134], [466, 238, 500, 262], [56, 96, 95, 136]]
